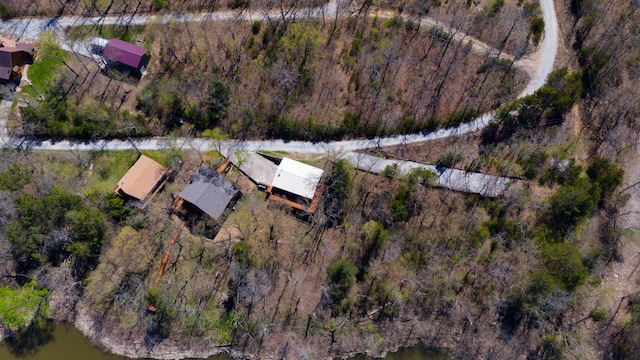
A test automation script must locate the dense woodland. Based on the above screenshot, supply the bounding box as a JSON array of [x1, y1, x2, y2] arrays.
[[1, 0, 640, 360]]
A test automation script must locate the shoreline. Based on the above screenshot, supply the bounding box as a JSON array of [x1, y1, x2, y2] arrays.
[[1, 297, 443, 360], [72, 300, 408, 360]]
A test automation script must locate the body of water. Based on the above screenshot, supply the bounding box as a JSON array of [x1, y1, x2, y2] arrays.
[[0, 324, 447, 360]]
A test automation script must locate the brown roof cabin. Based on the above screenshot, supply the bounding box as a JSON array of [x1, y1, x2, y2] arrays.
[[114, 155, 167, 201], [0, 43, 34, 81]]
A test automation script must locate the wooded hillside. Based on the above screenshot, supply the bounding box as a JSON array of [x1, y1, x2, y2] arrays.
[[4, 1, 640, 360]]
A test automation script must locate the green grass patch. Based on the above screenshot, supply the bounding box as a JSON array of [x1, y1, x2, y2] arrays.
[[18, 86, 38, 101], [204, 151, 225, 164], [84, 150, 139, 196], [28, 33, 67, 95], [213, 311, 238, 344], [66, 24, 145, 42], [48, 159, 82, 183], [141, 149, 182, 168]]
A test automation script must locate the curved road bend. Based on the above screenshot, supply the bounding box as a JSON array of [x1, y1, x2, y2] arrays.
[[0, 0, 558, 154], [0, 0, 558, 153]]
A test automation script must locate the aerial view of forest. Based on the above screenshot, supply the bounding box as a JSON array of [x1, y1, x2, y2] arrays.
[[1, 0, 640, 359]]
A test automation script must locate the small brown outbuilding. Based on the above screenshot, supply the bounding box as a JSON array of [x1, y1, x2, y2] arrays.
[[114, 155, 167, 200]]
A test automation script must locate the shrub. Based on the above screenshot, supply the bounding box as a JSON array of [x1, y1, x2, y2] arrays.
[[487, 217, 523, 249], [587, 157, 624, 205], [103, 193, 134, 223], [540, 159, 583, 186], [485, 0, 505, 17], [519, 150, 548, 180], [358, 221, 388, 280], [0, 163, 33, 191], [0, 281, 49, 331], [0, 4, 16, 19], [251, 21, 261, 35], [390, 185, 419, 222], [23, 77, 149, 140], [530, 16, 544, 44], [66, 209, 107, 255], [541, 242, 588, 291], [327, 259, 357, 314], [543, 177, 600, 237], [193, 79, 230, 131], [528, 271, 562, 299], [589, 308, 607, 323], [470, 225, 490, 247], [614, 295, 640, 358], [408, 168, 436, 186], [145, 288, 174, 339], [391, 199, 410, 222], [539, 334, 564, 360], [483, 68, 582, 143], [233, 241, 252, 266], [446, 107, 479, 127], [382, 15, 403, 28], [153, 0, 167, 10], [436, 151, 462, 168], [382, 164, 399, 178]]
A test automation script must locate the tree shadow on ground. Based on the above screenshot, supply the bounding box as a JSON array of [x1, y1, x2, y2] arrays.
[[5, 321, 55, 358]]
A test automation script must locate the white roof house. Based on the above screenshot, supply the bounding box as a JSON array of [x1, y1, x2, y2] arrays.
[[272, 158, 323, 199]]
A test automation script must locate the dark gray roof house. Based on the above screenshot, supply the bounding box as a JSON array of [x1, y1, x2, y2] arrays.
[[179, 166, 240, 220]]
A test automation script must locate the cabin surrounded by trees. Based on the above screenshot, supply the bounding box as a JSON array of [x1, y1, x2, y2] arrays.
[[114, 155, 167, 201]]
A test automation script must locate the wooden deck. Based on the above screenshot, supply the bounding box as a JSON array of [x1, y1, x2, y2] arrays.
[[266, 185, 324, 215], [148, 220, 184, 312], [307, 185, 324, 215], [216, 160, 231, 174], [268, 192, 308, 212]]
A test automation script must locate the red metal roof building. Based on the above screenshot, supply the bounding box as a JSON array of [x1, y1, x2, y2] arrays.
[[102, 38, 149, 77]]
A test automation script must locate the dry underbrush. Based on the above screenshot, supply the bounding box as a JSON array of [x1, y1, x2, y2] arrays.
[[75, 149, 549, 359]]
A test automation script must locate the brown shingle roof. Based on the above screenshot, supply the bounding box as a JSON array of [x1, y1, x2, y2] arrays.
[[114, 155, 167, 200]]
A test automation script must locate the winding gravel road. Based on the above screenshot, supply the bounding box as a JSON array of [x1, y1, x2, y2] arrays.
[[0, 1, 339, 40], [0, 0, 559, 196]]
